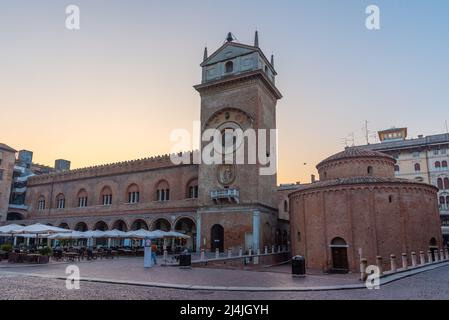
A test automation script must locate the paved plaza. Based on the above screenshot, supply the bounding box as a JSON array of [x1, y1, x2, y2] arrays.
[[1, 257, 449, 299]]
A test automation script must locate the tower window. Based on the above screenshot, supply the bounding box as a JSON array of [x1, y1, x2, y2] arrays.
[[414, 163, 421, 172], [225, 61, 234, 73], [367, 166, 373, 175]]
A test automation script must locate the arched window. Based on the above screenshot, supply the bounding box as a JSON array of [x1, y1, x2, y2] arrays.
[[436, 161, 441, 169], [77, 189, 88, 207], [225, 61, 233, 73], [186, 179, 198, 199], [127, 184, 140, 204], [389, 195, 393, 203], [394, 165, 400, 173], [438, 178, 444, 189], [445, 178, 449, 190], [367, 166, 373, 175], [156, 180, 170, 201], [56, 193, 65, 209], [100, 186, 112, 206], [414, 163, 421, 172], [37, 196, 46, 211], [440, 196, 446, 206], [443, 161, 448, 169], [284, 200, 288, 212]]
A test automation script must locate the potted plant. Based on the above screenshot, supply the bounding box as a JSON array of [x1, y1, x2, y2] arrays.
[[38, 247, 52, 264], [0, 243, 13, 260]]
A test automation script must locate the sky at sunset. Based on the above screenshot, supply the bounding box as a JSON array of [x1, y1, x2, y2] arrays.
[[1, 0, 449, 184]]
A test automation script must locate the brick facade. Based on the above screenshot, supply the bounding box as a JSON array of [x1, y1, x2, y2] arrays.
[[289, 148, 443, 273]]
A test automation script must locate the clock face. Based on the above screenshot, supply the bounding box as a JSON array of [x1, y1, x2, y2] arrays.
[[204, 108, 254, 157]]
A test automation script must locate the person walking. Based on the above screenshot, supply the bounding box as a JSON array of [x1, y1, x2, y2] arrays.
[[151, 243, 158, 265]]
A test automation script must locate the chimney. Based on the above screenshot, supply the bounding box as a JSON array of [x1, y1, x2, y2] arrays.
[[311, 174, 316, 183]]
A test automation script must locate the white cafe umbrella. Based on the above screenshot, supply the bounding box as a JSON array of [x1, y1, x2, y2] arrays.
[[164, 231, 190, 239], [150, 230, 169, 239], [16, 233, 50, 239], [103, 229, 128, 238], [83, 230, 107, 238], [11, 223, 72, 247], [0, 224, 24, 234], [125, 229, 158, 239], [47, 231, 90, 240], [12, 223, 72, 235]]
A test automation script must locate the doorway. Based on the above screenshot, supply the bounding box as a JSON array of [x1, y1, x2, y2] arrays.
[[330, 237, 349, 273], [211, 224, 224, 252]]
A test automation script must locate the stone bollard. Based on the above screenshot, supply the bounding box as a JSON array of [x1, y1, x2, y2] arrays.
[[360, 258, 368, 281], [227, 248, 232, 258], [200, 249, 205, 261], [239, 247, 243, 257], [434, 250, 439, 262], [401, 253, 408, 270], [248, 248, 252, 256], [215, 248, 220, 259], [254, 248, 261, 265], [411, 252, 417, 267], [440, 249, 445, 261], [163, 249, 168, 263], [264, 246, 268, 254], [272, 245, 275, 254], [428, 250, 433, 263], [420, 251, 425, 265], [376, 256, 383, 276], [390, 254, 397, 273], [445, 248, 449, 260]]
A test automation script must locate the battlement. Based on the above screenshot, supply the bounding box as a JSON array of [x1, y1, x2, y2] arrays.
[[28, 151, 199, 185]]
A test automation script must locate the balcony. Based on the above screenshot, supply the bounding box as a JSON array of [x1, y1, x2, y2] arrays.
[[211, 189, 240, 204], [440, 205, 449, 214]]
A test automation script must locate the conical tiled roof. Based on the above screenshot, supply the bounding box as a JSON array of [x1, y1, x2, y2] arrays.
[[317, 147, 394, 168]]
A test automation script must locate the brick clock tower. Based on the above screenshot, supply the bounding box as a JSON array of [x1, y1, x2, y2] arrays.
[[194, 32, 282, 253]]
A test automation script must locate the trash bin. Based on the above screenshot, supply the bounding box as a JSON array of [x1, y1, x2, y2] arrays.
[[179, 253, 191, 267], [292, 255, 306, 276]]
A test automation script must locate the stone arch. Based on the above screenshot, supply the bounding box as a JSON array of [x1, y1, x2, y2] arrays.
[[174, 217, 196, 251], [130, 219, 149, 231], [151, 217, 171, 231], [203, 107, 254, 130], [58, 222, 70, 229], [74, 222, 88, 232], [111, 219, 128, 231], [93, 221, 108, 231], [6, 212, 24, 221]]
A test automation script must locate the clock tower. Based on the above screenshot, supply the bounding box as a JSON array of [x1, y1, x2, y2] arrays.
[[194, 32, 282, 253]]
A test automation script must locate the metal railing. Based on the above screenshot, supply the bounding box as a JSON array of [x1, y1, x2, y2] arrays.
[[210, 189, 240, 203]]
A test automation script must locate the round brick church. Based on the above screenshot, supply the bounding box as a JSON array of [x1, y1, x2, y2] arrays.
[[289, 147, 443, 273]]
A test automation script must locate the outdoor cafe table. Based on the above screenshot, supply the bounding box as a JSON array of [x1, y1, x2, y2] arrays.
[[62, 252, 79, 261]]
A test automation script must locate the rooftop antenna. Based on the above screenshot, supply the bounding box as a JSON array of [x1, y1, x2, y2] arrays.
[[363, 120, 371, 145], [445, 120, 448, 134], [341, 133, 355, 148]]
